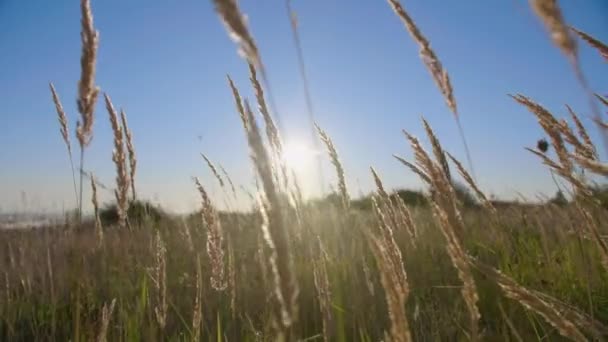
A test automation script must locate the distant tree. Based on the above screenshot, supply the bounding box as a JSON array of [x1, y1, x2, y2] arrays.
[[100, 200, 166, 227], [549, 190, 568, 207]]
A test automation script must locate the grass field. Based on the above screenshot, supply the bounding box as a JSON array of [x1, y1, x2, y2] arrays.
[[2, 0, 608, 341]]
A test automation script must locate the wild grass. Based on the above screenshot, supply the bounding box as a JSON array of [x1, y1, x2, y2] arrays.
[[3, 0, 608, 341]]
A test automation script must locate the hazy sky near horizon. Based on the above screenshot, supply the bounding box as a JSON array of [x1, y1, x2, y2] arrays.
[[1, 0, 607, 213]]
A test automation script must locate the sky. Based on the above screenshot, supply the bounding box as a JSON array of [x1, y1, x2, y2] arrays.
[[1, 0, 607, 214]]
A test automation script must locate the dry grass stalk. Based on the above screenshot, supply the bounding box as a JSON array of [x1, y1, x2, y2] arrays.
[[529, 0, 577, 64], [192, 254, 203, 342], [445, 152, 495, 212], [570, 27, 608, 62], [316, 124, 349, 211], [370, 195, 408, 294], [154, 230, 168, 331], [394, 196, 418, 244], [557, 118, 596, 161], [511, 95, 574, 172], [370, 168, 402, 245], [312, 252, 333, 342], [566, 105, 597, 160], [422, 118, 451, 181], [472, 259, 586, 342], [241, 99, 298, 330], [50, 83, 72, 154], [90, 174, 103, 246], [534, 288, 608, 339], [181, 220, 195, 253], [526, 148, 590, 196], [249, 63, 282, 155], [50, 83, 79, 209], [367, 232, 412, 342], [227, 75, 247, 124], [219, 164, 238, 199], [402, 129, 480, 339], [570, 153, 608, 176], [386, 0, 457, 117], [194, 177, 227, 291], [227, 239, 237, 319], [576, 204, 608, 272], [361, 256, 375, 297], [96, 298, 116, 342], [393, 154, 431, 185], [201, 154, 225, 188], [76, 0, 100, 148], [212, 0, 261, 69], [596, 93, 608, 108], [498, 303, 524, 342], [120, 110, 137, 200], [105, 94, 130, 228]]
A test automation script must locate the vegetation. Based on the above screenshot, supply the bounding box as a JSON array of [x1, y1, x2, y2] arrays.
[[2, 0, 608, 341]]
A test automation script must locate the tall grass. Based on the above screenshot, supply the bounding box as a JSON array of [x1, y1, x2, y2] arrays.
[[6, 0, 608, 341]]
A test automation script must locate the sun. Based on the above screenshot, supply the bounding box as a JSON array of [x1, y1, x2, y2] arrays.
[[281, 140, 317, 173]]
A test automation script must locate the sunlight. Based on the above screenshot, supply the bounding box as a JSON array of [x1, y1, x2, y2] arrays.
[[281, 140, 317, 174]]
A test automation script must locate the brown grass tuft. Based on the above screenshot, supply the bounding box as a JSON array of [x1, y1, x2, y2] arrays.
[[90, 174, 103, 246], [96, 298, 116, 342], [529, 0, 577, 64], [386, 0, 457, 117], [104, 94, 130, 229], [194, 177, 227, 291], [212, 0, 262, 69], [472, 259, 586, 342], [316, 124, 349, 211], [120, 110, 137, 200], [570, 26, 608, 62], [76, 0, 100, 148], [201, 154, 225, 188]]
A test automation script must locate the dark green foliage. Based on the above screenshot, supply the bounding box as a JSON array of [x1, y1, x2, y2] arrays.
[[100, 200, 166, 226]]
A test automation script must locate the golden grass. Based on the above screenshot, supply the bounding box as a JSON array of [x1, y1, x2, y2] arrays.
[[105, 94, 130, 229]]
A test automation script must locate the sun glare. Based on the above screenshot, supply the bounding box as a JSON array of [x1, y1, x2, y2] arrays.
[[281, 140, 317, 173]]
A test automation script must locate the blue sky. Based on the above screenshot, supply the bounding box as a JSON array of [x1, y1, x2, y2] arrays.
[[1, 0, 607, 213]]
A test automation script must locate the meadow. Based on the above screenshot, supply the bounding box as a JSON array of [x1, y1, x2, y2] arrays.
[[2, 0, 608, 341]]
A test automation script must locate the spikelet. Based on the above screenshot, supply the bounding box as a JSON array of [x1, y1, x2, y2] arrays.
[[50, 83, 79, 208], [219, 164, 238, 199], [90, 174, 103, 246], [511, 95, 573, 172], [212, 0, 261, 68], [394, 195, 418, 244], [472, 259, 586, 342], [566, 105, 597, 160], [227, 76, 298, 329], [120, 110, 137, 200], [386, 0, 458, 117], [445, 152, 495, 212], [570, 27, 608, 62], [201, 154, 225, 188], [154, 230, 168, 330], [316, 124, 349, 210], [529, 0, 577, 63], [192, 254, 203, 342], [249, 63, 282, 155], [96, 298, 116, 342], [393, 154, 432, 185], [105, 94, 130, 228], [422, 118, 451, 181], [402, 127, 481, 339], [194, 177, 227, 291], [76, 0, 100, 148], [312, 250, 333, 342], [367, 232, 412, 342], [246, 100, 298, 330], [50, 84, 71, 153]]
